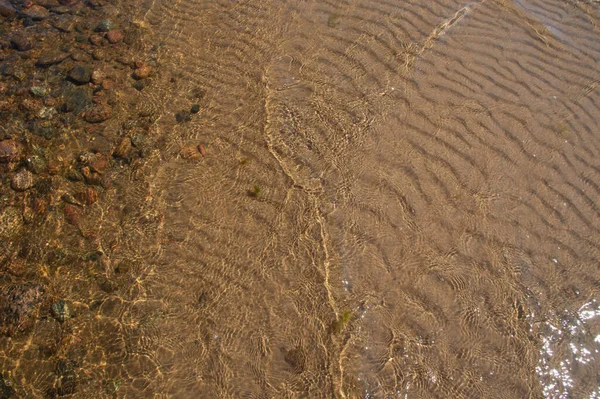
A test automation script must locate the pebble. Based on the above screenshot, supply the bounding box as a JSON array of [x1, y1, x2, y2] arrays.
[[0, 0, 17, 18], [10, 34, 33, 51], [113, 137, 131, 159], [36, 52, 69, 67], [180, 145, 200, 159], [75, 187, 98, 205], [35, 0, 60, 7], [132, 65, 152, 80], [91, 69, 105, 85], [106, 30, 123, 44], [88, 34, 104, 46], [30, 86, 48, 97], [63, 204, 82, 225], [0, 283, 45, 336], [26, 154, 47, 174], [190, 104, 200, 114], [58, 0, 80, 5], [84, 104, 112, 123], [0, 139, 23, 163], [11, 169, 35, 191], [68, 65, 92, 84], [50, 300, 70, 322], [22, 5, 50, 20], [95, 19, 114, 32]]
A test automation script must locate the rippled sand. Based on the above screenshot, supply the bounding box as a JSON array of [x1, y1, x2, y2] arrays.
[[5, 0, 600, 397]]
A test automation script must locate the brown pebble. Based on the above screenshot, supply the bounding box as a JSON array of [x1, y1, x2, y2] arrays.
[[36, 53, 69, 67], [106, 30, 123, 44], [81, 166, 102, 185], [84, 105, 112, 123], [10, 169, 34, 191], [132, 65, 152, 80], [63, 204, 82, 225], [0, 140, 23, 163], [89, 154, 108, 172], [102, 79, 115, 91], [91, 70, 105, 85], [75, 187, 98, 205], [113, 137, 132, 159], [0, 0, 17, 18], [198, 144, 206, 157], [89, 34, 104, 46], [58, 0, 80, 4], [180, 145, 200, 159]]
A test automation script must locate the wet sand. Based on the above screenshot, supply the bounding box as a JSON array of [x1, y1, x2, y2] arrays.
[[2, 0, 600, 397]]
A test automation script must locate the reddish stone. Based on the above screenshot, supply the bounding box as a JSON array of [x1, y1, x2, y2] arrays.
[[0, 140, 23, 163], [132, 65, 152, 80], [106, 30, 123, 44], [63, 204, 82, 225], [84, 105, 112, 123], [89, 34, 104, 46], [75, 187, 98, 205], [0, 283, 45, 336], [0, 0, 17, 18]]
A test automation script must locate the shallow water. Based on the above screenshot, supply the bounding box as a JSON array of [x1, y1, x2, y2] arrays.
[[4, 0, 600, 397]]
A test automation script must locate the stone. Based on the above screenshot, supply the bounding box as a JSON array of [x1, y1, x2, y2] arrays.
[[0, 140, 23, 163], [190, 103, 200, 114], [113, 137, 131, 159], [30, 86, 48, 97], [63, 204, 82, 225], [105, 30, 123, 44], [36, 52, 69, 67], [58, 0, 80, 5], [22, 5, 50, 20], [84, 104, 112, 123], [95, 19, 114, 32], [180, 145, 199, 159], [0, 0, 17, 18], [35, 0, 60, 7], [26, 154, 47, 174], [11, 169, 34, 191], [50, 300, 70, 322], [0, 283, 46, 337], [10, 34, 33, 51], [132, 65, 151, 80], [0, 207, 22, 240], [75, 187, 98, 205], [91, 70, 105, 85], [68, 65, 91, 84], [88, 34, 103, 46]]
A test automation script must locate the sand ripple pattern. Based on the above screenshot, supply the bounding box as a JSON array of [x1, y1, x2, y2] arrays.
[[106, 0, 600, 397]]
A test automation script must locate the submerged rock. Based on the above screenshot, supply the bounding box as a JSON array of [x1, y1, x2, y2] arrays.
[[0, 0, 17, 18], [10, 169, 34, 191], [10, 34, 33, 51], [68, 65, 92, 84], [22, 5, 50, 20], [0, 283, 46, 337], [50, 300, 70, 322], [84, 105, 112, 123], [95, 19, 114, 32], [0, 140, 23, 163]]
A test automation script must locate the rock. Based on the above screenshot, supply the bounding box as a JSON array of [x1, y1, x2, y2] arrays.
[[58, 0, 80, 5], [35, 0, 60, 7], [88, 153, 108, 172], [68, 65, 91, 84], [81, 166, 102, 185], [180, 145, 199, 159], [132, 65, 151, 80], [0, 207, 23, 240], [63, 204, 82, 225], [190, 103, 200, 114], [113, 137, 131, 159], [198, 143, 206, 157], [30, 86, 48, 97], [0, 140, 23, 163], [50, 299, 70, 322], [52, 15, 75, 32], [74, 187, 98, 205], [105, 30, 123, 44], [0, 0, 17, 18], [10, 34, 33, 51], [11, 169, 34, 191], [36, 52, 69, 67], [95, 19, 114, 32], [63, 86, 91, 113], [175, 111, 191, 123], [26, 154, 47, 174], [0, 283, 46, 337], [90, 70, 105, 85], [22, 5, 50, 20], [38, 106, 56, 119], [91, 49, 105, 61], [88, 34, 104, 46], [84, 104, 112, 123]]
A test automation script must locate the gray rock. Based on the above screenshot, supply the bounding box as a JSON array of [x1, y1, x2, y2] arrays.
[[95, 19, 114, 32], [68, 65, 92, 84]]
